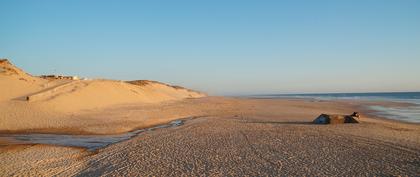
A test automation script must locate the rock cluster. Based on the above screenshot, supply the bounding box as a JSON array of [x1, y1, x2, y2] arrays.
[[313, 112, 360, 124]]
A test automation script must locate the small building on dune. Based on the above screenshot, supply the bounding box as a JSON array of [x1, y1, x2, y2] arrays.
[[40, 75, 79, 80]]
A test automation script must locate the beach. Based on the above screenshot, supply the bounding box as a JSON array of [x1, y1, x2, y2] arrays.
[[3, 0, 420, 175], [1, 59, 420, 176], [1, 97, 419, 176]]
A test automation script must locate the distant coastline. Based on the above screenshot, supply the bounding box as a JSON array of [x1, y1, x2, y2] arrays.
[[247, 92, 420, 123], [251, 91, 420, 99]]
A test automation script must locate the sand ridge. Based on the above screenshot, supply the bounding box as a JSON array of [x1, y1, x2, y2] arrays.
[[0, 59, 205, 133]]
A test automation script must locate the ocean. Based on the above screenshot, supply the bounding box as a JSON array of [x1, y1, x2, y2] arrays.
[[253, 92, 420, 123]]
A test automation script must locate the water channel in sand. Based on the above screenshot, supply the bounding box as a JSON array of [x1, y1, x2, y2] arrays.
[[0, 119, 186, 151]]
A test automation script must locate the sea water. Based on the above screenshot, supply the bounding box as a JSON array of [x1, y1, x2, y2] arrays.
[[252, 92, 420, 123]]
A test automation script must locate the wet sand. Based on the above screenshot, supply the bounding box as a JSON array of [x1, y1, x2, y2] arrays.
[[0, 119, 187, 151], [1, 97, 420, 176]]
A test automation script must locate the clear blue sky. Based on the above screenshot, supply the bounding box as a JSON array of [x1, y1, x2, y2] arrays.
[[1, 0, 419, 95]]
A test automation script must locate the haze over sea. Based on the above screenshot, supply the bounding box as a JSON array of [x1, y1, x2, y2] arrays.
[[254, 92, 420, 123]]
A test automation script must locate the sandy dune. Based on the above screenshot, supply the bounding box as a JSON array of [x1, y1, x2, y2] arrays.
[[0, 59, 205, 133]]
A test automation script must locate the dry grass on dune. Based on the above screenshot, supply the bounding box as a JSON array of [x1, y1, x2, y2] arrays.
[[0, 59, 33, 78]]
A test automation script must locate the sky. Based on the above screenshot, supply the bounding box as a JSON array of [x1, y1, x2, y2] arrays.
[[1, 0, 419, 95]]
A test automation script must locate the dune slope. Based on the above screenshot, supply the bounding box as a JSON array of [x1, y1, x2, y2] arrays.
[[0, 59, 206, 133]]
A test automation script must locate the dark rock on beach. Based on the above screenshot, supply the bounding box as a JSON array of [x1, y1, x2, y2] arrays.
[[313, 113, 360, 124]]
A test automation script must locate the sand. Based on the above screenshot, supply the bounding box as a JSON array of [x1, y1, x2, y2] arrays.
[[0, 145, 89, 176], [80, 113, 420, 176], [0, 59, 205, 133], [1, 59, 419, 176], [1, 97, 419, 176]]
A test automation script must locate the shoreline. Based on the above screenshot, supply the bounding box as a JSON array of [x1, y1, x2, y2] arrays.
[[244, 97, 420, 124], [357, 104, 420, 125]]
